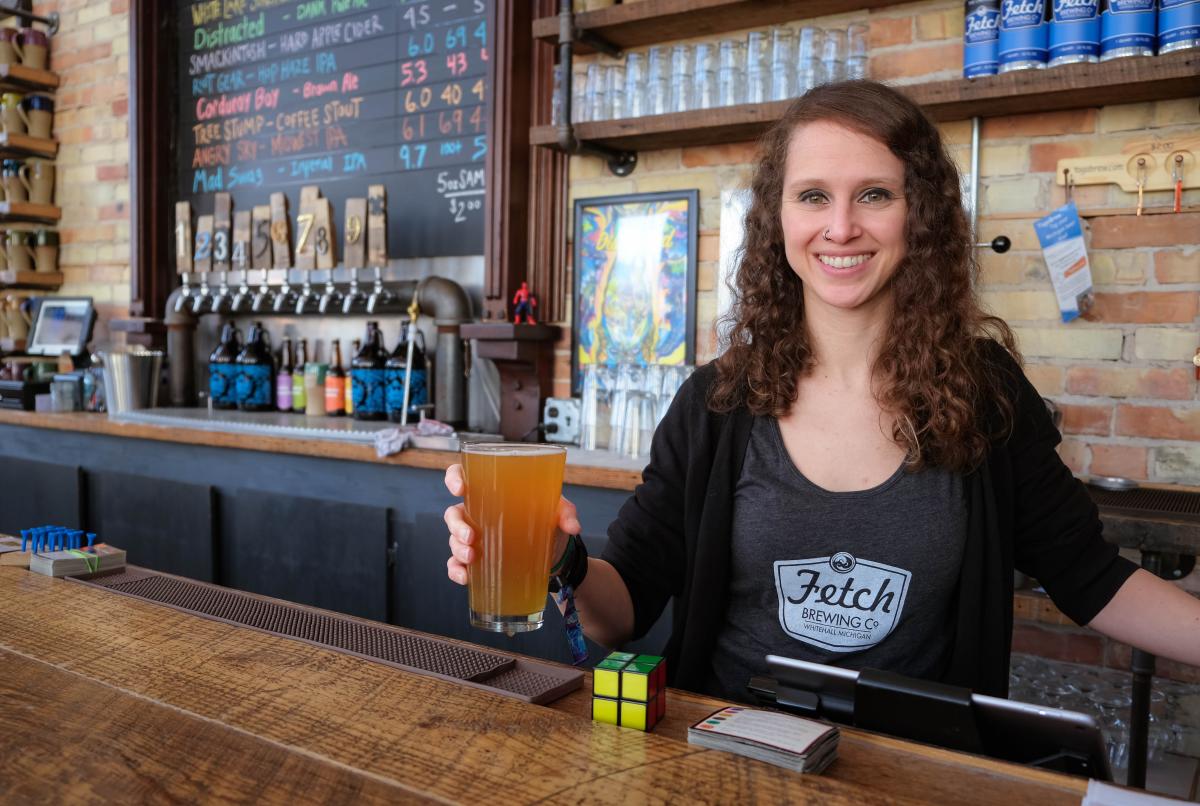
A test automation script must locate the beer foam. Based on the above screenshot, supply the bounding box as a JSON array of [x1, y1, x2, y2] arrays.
[[462, 443, 566, 457]]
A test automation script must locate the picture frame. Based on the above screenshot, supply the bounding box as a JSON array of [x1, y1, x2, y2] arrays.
[[572, 190, 699, 394]]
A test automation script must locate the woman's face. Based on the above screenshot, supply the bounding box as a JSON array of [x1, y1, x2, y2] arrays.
[[780, 120, 908, 316]]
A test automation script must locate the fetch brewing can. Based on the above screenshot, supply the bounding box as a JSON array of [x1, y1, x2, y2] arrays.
[[965, 0, 1002, 76], [999, 0, 1051, 71], [1100, 0, 1157, 59], [1158, 0, 1198, 53], [1049, 0, 1101, 64]]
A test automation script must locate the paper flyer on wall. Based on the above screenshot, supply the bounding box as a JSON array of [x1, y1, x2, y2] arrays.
[[1033, 201, 1094, 323]]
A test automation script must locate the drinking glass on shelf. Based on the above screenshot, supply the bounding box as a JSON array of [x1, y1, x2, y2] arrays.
[[606, 63, 626, 120], [693, 42, 716, 110], [579, 363, 615, 450], [624, 52, 646, 118], [571, 68, 589, 123], [669, 44, 693, 113], [796, 27, 825, 93], [745, 30, 769, 104], [847, 22, 869, 79], [586, 62, 606, 121], [647, 46, 668, 115], [769, 27, 794, 101], [717, 38, 743, 107], [822, 29, 848, 83], [551, 64, 563, 125]]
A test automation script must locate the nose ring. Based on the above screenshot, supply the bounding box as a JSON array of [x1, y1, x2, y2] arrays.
[[823, 229, 832, 241]]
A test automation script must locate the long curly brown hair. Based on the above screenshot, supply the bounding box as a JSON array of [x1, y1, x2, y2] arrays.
[[709, 80, 1018, 472]]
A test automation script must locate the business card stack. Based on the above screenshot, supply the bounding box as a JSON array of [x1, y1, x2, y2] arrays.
[[29, 544, 126, 578], [688, 706, 839, 774]]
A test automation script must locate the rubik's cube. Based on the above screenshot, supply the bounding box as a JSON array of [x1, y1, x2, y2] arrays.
[[591, 651, 666, 731]]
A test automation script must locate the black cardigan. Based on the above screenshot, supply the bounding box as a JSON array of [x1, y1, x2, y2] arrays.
[[601, 346, 1138, 697]]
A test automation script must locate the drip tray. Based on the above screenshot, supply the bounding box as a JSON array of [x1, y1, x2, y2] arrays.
[[70, 567, 582, 705]]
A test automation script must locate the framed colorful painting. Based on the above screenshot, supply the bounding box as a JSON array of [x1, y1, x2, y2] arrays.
[[572, 190, 698, 393]]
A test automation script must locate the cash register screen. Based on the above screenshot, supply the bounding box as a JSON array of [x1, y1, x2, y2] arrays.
[[27, 298, 94, 357]]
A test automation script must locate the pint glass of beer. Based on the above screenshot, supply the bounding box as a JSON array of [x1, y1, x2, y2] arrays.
[[461, 442, 567, 633]]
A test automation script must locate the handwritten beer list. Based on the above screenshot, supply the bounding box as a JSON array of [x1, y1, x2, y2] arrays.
[[180, 0, 491, 258]]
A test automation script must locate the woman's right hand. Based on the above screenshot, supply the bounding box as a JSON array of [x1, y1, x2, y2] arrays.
[[443, 463, 583, 586]]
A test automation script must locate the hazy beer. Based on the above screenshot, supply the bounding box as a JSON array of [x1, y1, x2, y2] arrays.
[[462, 443, 567, 633]]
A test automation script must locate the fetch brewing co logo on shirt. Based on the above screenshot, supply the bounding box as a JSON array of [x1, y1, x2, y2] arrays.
[[773, 553, 911, 652]]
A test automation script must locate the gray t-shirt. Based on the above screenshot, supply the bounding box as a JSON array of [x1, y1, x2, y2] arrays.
[[707, 416, 967, 702]]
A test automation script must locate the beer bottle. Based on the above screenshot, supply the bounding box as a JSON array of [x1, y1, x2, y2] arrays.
[[345, 338, 360, 416], [325, 338, 346, 416], [208, 322, 241, 410], [351, 322, 387, 421], [386, 321, 429, 423], [235, 321, 274, 412], [276, 337, 294, 412], [292, 338, 309, 413]]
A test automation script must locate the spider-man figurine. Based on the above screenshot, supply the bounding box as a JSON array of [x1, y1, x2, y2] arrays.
[[512, 281, 538, 324]]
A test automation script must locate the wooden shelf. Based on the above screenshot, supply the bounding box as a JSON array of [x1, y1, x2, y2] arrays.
[[0, 270, 62, 289], [0, 132, 57, 159], [533, 0, 900, 53], [0, 62, 59, 92], [0, 201, 60, 223], [532, 51, 1199, 151]]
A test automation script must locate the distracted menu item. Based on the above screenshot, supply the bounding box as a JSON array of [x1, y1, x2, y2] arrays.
[[30, 544, 127, 578], [688, 706, 840, 774], [178, 0, 491, 258]]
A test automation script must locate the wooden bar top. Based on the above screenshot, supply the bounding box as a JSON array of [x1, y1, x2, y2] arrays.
[[0, 567, 1089, 804], [0, 408, 643, 492]]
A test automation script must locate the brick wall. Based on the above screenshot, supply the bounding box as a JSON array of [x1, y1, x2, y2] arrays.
[[34, 0, 131, 346], [562, 2, 1200, 487]]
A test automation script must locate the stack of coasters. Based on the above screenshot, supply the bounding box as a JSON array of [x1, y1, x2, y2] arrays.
[[688, 706, 839, 774], [591, 651, 666, 731]]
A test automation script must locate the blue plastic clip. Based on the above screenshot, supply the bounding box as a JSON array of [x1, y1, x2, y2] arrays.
[[86, 533, 98, 549], [20, 529, 29, 552]]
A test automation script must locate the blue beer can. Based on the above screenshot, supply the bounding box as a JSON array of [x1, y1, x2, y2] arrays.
[[965, 0, 1002, 76], [1049, 0, 1102, 63], [999, 0, 1050, 71], [1101, 0, 1157, 58], [1159, 0, 1199, 53]]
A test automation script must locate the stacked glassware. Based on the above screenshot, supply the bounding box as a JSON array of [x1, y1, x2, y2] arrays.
[[558, 23, 871, 125]]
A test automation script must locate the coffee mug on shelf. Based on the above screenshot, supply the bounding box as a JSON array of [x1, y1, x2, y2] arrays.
[[25, 158, 52, 205], [34, 228, 57, 273], [2, 159, 29, 203], [3, 295, 32, 339], [0, 29, 18, 66], [21, 94, 52, 140], [18, 29, 48, 71], [5, 230, 34, 274], [0, 92, 27, 135]]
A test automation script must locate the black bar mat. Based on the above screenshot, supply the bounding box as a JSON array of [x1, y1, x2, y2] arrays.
[[69, 567, 582, 705]]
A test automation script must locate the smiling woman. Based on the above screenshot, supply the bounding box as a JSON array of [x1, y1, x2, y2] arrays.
[[443, 80, 1200, 704]]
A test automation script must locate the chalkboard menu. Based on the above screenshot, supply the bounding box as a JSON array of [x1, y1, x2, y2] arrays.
[[177, 0, 491, 258]]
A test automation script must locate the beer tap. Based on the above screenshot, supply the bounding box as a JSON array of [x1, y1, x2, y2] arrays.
[[295, 268, 318, 315], [273, 269, 298, 313], [231, 271, 252, 312], [174, 273, 194, 313], [318, 272, 343, 314], [365, 265, 394, 314], [191, 272, 212, 314], [250, 274, 275, 313], [342, 270, 366, 314], [211, 271, 233, 314]]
